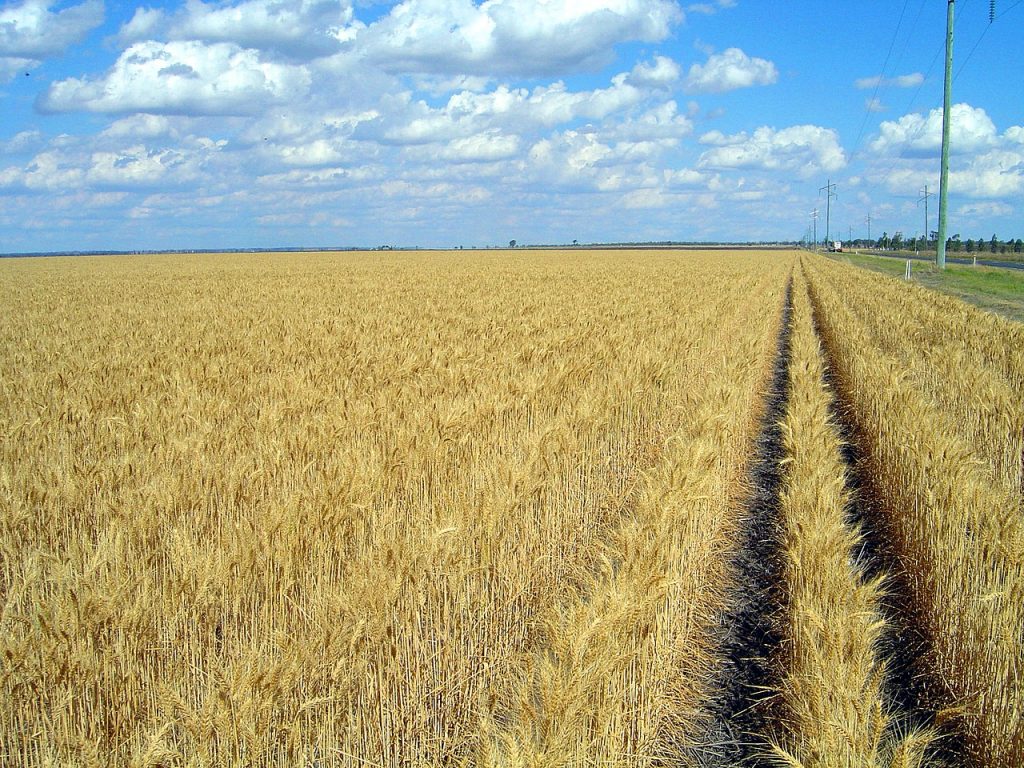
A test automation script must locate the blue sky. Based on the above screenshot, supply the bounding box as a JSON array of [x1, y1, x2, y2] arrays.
[[1, 0, 1022, 251]]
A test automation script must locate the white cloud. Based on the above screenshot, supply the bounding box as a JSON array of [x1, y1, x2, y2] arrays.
[[698, 124, 846, 177], [1004, 126, 1024, 145], [621, 187, 668, 208], [522, 128, 668, 194], [115, 7, 165, 44], [686, 0, 734, 13], [0, 129, 43, 154], [39, 40, 311, 115], [100, 114, 182, 140], [0, 0, 103, 58], [604, 101, 693, 142], [865, 97, 885, 113], [87, 144, 211, 187], [627, 55, 680, 88], [1, 150, 84, 191], [0, 135, 227, 194], [684, 47, 777, 94], [949, 150, 1024, 198], [362, 0, 683, 77], [665, 167, 707, 188], [0, 55, 33, 82], [0, 0, 103, 81], [957, 201, 1013, 219], [277, 139, 349, 168], [870, 103, 998, 158], [117, 0, 361, 60], [871, 133, 1022, 201], [368, 74, 646, 145], [854, 72, 924, 90], [441, 131, 520, 162]]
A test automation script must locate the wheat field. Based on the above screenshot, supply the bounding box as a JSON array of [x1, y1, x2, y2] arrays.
[[0, 249, 1020, 767]]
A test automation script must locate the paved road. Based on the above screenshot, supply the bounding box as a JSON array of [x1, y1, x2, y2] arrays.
[[851, 251, 1024, 271]]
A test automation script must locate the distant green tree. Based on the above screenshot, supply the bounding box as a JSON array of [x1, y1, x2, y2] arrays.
[[950, 234, 962, 252], [509, 239, 517, 248], [990, 234, 999, 253], [878, 231, 889, 249], [1015, 238, 1023, 253], [891, 231, 904, 251], [965, 238, 975, 253]]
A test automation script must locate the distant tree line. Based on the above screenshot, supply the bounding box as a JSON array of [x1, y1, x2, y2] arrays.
[[842, 232, 1023, 255]]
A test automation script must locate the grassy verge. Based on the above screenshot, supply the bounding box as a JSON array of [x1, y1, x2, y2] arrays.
[[826, 251, 1024, 323]]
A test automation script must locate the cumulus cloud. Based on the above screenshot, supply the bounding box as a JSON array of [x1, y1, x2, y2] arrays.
[[526, 129, 657, 191], [38, 40, 311, 115], [871, 121, 1023, 201], [0, 0, 103, 81], [870, 103, 997, 158], [957, 201, 1013, 219], [604, 101, 693, 142], [100, 114, 182, 140], [441, 131, 520, 162], [665, 167, 708, 188], [684, 47, 777, 94], [0, 129, 43, 154], [0, 135, 227, 193], [0, 54, 33, 82], [362, 0, 683, 77], [1002, 125, 1024, 145], [854, 72, 924, 90], [116, 0, 360, 59], [627, 55, 681, 88], [273, 139, 351, 167], [0, 0, 103, 58], [698, 124, 846, 177], [87, 143, 219, 187], [116, 7, 164, 44], [949, 150, 1024, 198], [365, 74, 646, 145], [0, 150, 84, 191]]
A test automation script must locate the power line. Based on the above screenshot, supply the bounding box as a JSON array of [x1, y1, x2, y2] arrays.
[[819, 180, 837, 245], [954, 2, 996, 81], [858, 0, 976, 212], [848, 0, 913, 163], [918, 185, 934, 247]]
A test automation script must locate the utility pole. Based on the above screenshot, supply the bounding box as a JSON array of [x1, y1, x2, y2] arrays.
[[819, 179, 837, 246], [919, 185, 934, 257], [936, 0, 954, 269], [811, 208, 819, 250], [865, 214, 872, 243]]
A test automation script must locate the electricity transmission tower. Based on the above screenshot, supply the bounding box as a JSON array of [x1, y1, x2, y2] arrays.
[[919, 185, 934, 256], [865, 214, 872, 243], [819, 180, 837, 246]]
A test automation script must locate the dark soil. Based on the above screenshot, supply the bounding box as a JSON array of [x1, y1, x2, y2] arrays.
[[688, 278, 793, 767]]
